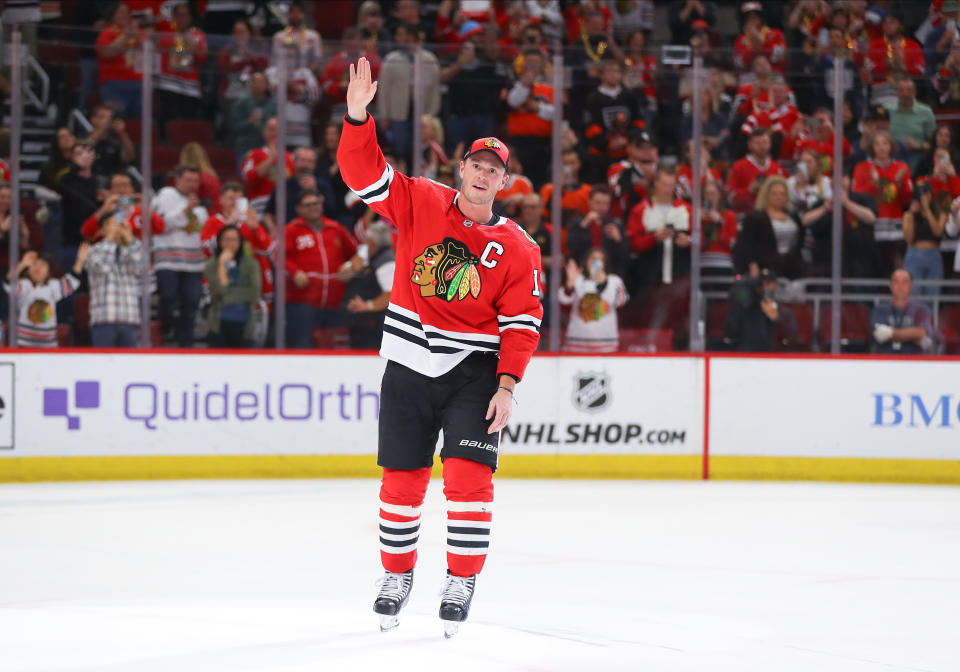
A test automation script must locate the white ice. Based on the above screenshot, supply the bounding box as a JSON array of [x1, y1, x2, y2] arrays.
[[1, 479, 958, 672]]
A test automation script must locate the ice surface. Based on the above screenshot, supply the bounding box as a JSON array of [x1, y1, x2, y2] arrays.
[[0, 479, 958, 672]]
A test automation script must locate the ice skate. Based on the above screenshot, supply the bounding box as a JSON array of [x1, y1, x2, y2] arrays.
[[373, 569, 414, 632], [439, 571, 476, 638]]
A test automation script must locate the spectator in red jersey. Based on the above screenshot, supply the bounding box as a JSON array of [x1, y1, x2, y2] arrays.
[[434, 0, 486, 58], [785, 0, 829, 57], [726, 128, 789, 214], [321, 27, 381, 109], [201, 182, 275, 305], [739, 79, 801, 161], [852, 129, 913, 268], [154, 2, 207, 121], [567, 185, 629, 279], [539, 149, 593, 225], [700, 180, 738, 275], [676, 140, 721, 203], [216, 20, 269, 108], [628, 168, 693, 290], [582, 57, 646, 183], [864, 12, 925, 107], [925, 148, 960, 212], [284, 189, 358, 349], [204, 224, 261, 348], [229, 72, 277, 166], [607, 129, 656, 218], [95, 1, 144, 118], [734, 176, 803, 279], [0, 157, 10, 183], [731, 55, 778, 120], [505, 47, 555, 189], [81, 172, 164, 242], [793, 108, 852, 174], [733, 2, 787, 79], [241, 117, 294, 218]]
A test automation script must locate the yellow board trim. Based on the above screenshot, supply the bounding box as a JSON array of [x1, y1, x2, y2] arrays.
[[1, 455, 958, 485], [0, 454, 702, 483], [710, 456, 960, 485]]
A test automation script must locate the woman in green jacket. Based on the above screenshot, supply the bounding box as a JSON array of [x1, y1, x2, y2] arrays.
[[204, 225, 261, 348]]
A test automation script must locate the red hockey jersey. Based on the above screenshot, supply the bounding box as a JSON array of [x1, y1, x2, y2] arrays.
[[852, 159, 913, 241], [733, 27, 787, 72], [241, 147, 294, 213], [725, 155, 789, 213], [338, 113, 543, 381], [864, 36, 925, 85]]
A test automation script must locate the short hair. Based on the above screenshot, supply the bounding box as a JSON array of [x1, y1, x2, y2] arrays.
[[394, 21, 417, 37], [109, 171, 132, 185], [366, 221, 392, 249], [221, 180, 244, 194], [589, 184, 611, 199], [296, 188, 321, 205], [175, 164, 201, 177], [749, 127, 770, 141], [342, 27, 362, 41]]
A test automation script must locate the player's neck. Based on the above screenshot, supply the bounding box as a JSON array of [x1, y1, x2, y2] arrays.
[[457, 195, 494, 224]]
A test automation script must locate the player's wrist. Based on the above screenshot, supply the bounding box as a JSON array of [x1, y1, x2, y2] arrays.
[[345, 109, 368, 125]]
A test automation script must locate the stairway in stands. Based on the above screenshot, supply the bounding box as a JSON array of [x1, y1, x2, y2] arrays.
[[2, 101, 55, 195]]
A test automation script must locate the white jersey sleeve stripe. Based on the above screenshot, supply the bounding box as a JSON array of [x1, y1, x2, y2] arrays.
[[498, 313, 543, 327]]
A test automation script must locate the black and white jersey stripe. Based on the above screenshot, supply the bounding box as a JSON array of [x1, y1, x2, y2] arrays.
[[355, 163, 394, 205], [497, 313, 542, 334], [446, 519, 491, 556], [382, 303, 501, 377]]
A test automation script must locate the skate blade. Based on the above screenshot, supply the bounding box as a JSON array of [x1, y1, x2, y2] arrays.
[[379, 614, 400, 632], [442, 621, 459, 639]]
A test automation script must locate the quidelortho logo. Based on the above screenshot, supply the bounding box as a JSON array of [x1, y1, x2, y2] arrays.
[[0, 362, 13, 449], [43, 381, 100, 430]]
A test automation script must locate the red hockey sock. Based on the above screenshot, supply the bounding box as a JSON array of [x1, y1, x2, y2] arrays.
[[379, 467, 432, 573], [442, 457, 494, 577]]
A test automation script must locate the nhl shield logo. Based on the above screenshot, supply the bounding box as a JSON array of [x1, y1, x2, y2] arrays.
[[573, 372, 610, 412]]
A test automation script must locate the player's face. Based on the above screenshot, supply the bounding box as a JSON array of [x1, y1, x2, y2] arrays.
[[411, 243, 444, 295], [459, 153, 507, 206]]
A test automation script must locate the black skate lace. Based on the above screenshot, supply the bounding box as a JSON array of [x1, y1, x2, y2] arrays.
[[377, 572, 409, 600], [440, 575, 473, 606]]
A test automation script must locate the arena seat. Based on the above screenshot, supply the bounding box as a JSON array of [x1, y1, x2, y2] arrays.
[[312, 327, 351, 350], [166, 120, 214, 147], [151, 146, 181, 175], [206, 147, 238, 175], [124, 118, 159, 147], [819, 303, 872, 352], [938, 304, 960, 354], [778, 302, 813, 351]]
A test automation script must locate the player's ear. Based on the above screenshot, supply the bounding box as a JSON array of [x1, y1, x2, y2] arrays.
[[459, 161, 465, 180]]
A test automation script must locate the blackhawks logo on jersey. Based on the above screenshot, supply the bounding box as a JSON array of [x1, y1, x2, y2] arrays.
[[411, 237, 482, 301]]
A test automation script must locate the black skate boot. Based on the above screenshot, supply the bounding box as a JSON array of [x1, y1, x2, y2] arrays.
[[439, 571, 476, 638], [373, 569, 414, 632]]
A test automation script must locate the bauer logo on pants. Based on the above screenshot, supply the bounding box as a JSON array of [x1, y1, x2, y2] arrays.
[[573, 373, 610, 412]]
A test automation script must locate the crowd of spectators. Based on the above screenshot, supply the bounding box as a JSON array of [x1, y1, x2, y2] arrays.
[[3, 0, 960, 354]]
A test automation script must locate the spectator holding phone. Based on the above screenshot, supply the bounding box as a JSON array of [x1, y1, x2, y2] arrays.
[[86, 212, 144, 347], [6, 245, 89, 347], [558, 249, 628, 353], [902, 179, 947, 297], [204, 225, 261, 348]]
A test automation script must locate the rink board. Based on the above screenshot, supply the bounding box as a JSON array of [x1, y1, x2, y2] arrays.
[[0, 351, 958, 484]]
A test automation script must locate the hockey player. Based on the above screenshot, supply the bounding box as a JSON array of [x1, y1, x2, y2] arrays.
[[337, 57, 543, 638]]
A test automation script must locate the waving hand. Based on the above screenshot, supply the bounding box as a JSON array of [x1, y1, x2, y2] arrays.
[[346, 57, 378, 122]]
